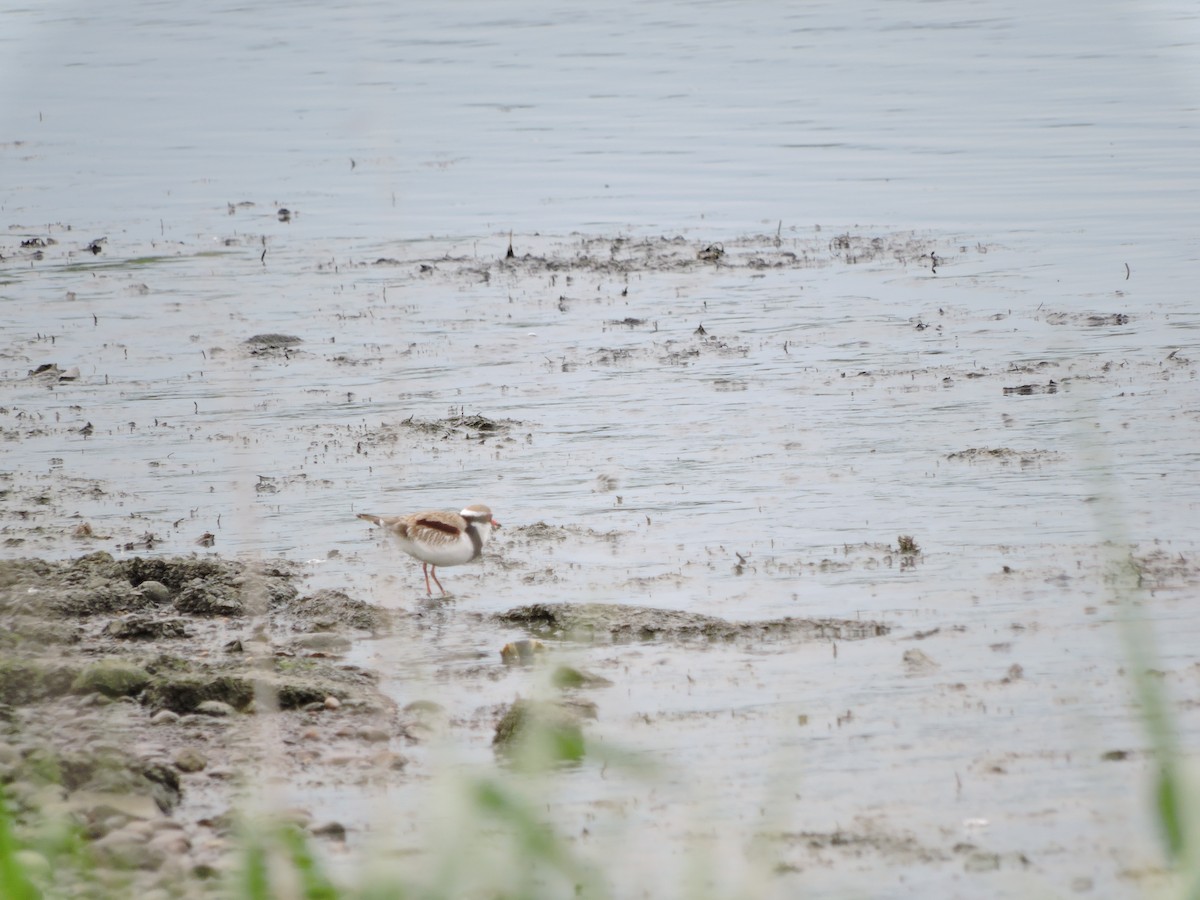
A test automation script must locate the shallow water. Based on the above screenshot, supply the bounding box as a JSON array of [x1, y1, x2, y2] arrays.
[[3, 1, 1200, 897]]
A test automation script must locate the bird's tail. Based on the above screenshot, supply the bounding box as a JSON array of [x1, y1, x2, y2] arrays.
[[357, 513, 383, 525]]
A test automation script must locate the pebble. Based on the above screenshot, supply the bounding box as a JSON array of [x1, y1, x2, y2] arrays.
[[150, 710, 180, 726], [93, 827, 167, 870], [311, 821, 346, 840], [372, 751, 408, 771], [68, 790, 160, 825], [174, 748, 207, 773], [137, 580, 172, 603], [357, 726, 390, 743], [324, 695, 341, 710], [195, 700, 236, 718], [148, 829, 191, 856]]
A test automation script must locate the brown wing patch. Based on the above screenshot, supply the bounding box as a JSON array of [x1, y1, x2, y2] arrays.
[[415, 517, 462, 536]]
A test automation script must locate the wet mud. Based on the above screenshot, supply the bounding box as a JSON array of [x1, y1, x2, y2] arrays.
[[0, 547, 897, 893], [2, 224, 1198, 897]]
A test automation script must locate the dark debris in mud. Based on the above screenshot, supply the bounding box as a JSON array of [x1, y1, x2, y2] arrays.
[[1003, 381, 1059, 395], [243, 333, 302, 358], [356, 230, 968, 283], [946, 447, 1061, 465], [491, 602, 889, 644], [363, 413, 524, 446]]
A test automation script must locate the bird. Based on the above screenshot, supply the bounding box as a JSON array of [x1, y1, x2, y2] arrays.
[[356, 504, 501, 596]]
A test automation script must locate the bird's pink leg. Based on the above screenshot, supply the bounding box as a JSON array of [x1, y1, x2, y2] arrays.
[[430, 567, 447, 595], [422, 563, 434, 597]]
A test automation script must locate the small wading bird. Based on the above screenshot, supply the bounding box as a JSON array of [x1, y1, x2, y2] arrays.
[[357, 504, 501, 596]]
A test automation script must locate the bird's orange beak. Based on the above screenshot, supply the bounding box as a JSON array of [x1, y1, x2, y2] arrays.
[[492, 518, 501, 529]]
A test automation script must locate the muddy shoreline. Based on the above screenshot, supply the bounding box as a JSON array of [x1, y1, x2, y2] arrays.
[[0, 548, 889, 895]]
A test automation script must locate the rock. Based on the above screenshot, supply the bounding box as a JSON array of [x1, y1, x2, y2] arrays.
[[195, 700, 236, 718], [174, 748, 206, 773], [71, 660, 152, 698], [68, 790, 161, 823], [279, 589, 390, 632], [403, 699, 443, 716], [175, 579, 244, 617], [500, 639, 546, 665], [311, 821, 346, 840], [148, 828, 191, 856], [551, 665, 612, 689], [93, 827, 167, 870], [0, 658, 79, 705], [106, 614, 189, 640], [150, 710, 179, 726], [902, 649, 939, 675], [323, 696, 341, 710], [136, 580, 172, 604], [144, 675, 253, 713], [492, 698, 585, 764], [357, 726, 390, 743]]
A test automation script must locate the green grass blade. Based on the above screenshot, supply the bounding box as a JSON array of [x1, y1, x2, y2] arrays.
[[0, 786, 39, 900]]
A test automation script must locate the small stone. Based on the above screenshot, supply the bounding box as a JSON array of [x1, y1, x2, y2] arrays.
[[195, 700, 236, 718], [71, 660, 152, 697], [371, 751, 408, 771], [174, 748, 207, 773], [324, 696, 341, 710], [403, 699, 443, 716], [963, 852, 1001, 873], [902, 649, 939, 675], [500, 639, 546, 665], [311, 821, 346, 840], [94, 829, 166, 870], [122, 820, 156, 841], [137, 581, 172, 603], [150, 710, 180, 726], [357, 726, 390, 743], [68, 791, 160, 823], [148, 829, 191, 856], [551, 665, 612, 689]]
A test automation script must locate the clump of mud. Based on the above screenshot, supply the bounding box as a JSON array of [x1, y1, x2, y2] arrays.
[[0, 552, 401, 895], [492, 602, 889, 644], [363, 413, 524, 446]]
